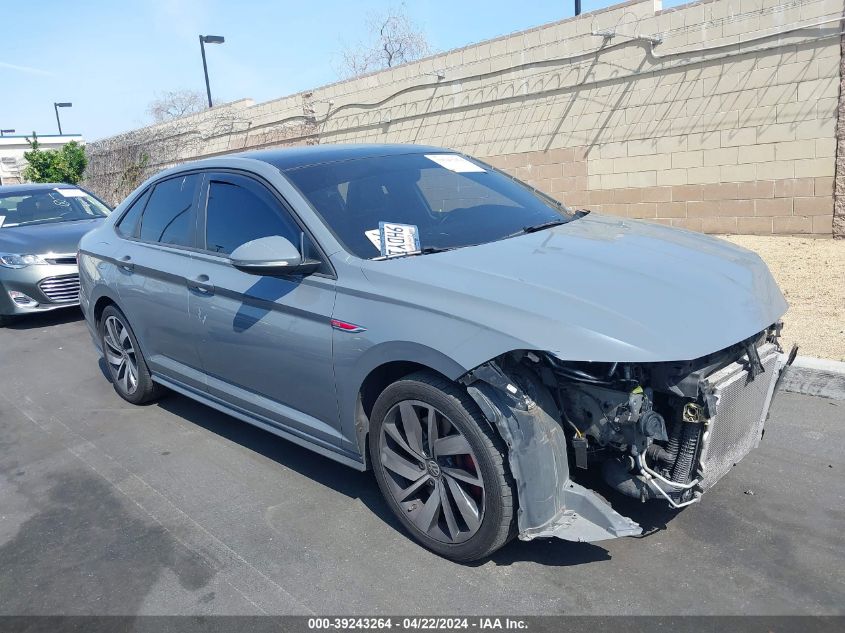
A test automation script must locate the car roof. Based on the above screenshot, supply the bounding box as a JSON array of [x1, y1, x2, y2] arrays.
[[234, 143, 453, 171], [0, 183, 83, 194]]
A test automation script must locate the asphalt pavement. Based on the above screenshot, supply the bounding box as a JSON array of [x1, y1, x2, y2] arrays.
[[1, 309, 843, 615]]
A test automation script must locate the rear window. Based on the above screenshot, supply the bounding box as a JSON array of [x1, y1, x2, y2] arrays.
[[0, 188, 110, 229]]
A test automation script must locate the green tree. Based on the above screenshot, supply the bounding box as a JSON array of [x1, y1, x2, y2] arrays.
[[22, 133, 87, 184]]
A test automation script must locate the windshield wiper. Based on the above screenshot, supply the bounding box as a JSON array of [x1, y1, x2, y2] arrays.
[[375, 245, 457, 260], [520, 219, 568, 234], [499, 216, 578, 242]]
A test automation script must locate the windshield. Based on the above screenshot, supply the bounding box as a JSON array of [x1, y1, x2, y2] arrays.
[[0, 188, 111, 229], [283, 153, 573, 259]]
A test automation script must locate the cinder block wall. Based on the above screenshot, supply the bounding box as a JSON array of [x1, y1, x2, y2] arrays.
[[87, 0, 844, 236], [471, 0, 842, 235]]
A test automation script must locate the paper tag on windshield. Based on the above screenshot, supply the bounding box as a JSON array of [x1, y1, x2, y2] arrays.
[[365, 229, 382, 250], [55, 188, 86, 197], [425, 154, 485, 173], [379, 222, 420, 258]]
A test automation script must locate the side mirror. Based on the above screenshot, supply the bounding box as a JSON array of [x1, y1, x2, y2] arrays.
[[229, 235, 319, 276]]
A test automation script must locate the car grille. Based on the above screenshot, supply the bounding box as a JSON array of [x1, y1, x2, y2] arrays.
[[38, 274, 81, 304], [697, 343, 782, 489]]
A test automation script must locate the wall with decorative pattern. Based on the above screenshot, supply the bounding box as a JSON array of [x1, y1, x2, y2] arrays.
[[85, 0, 844, 236]]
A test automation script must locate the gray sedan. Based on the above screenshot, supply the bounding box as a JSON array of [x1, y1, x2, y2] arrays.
[[0, 183, 110, 325], [78, 145, 788, 561]]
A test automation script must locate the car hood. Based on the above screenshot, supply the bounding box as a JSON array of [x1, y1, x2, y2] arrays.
[[0, 219, 104, 255], [359, 214, 788, 363]]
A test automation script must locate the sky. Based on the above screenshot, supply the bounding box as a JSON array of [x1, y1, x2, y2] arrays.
[[3, 0, 685, 141]]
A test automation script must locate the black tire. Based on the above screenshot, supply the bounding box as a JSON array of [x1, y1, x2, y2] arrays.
[[369, 371, 517, 562], [99, 305, 164, 405], [0, 315, 8, 328]]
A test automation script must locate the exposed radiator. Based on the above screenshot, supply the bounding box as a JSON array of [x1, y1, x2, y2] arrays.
[[697, 343, 782, 490]]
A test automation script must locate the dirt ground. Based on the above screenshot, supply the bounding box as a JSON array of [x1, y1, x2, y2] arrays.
[[719, 235, 845, 362]]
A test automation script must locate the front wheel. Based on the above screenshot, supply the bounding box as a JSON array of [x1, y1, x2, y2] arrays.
[[369, 371, 517, 561]]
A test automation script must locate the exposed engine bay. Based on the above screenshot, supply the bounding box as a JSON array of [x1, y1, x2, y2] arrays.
[[461, 323, 787, 542]]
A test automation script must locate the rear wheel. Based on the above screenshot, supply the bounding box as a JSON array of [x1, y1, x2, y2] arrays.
[[99, 305, 164, 405], [369, 371, 516, 561]]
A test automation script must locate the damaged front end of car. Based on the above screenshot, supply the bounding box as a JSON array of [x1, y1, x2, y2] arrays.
[[459, 323, 789, 544]]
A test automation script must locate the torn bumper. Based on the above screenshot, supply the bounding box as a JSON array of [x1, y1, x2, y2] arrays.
[[520, 482, 641, 542], [462, 362, 642, 543]]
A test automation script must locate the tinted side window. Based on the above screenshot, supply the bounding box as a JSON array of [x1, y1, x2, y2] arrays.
[[139, 174, 199, 247], [116, 189, 150, 238], [205, 178, 301, 255]]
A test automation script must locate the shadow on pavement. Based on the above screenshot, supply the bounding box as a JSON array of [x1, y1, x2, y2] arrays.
[[157, 392, 660, 568], [0, 469, 214, 614], [156, 393, 403, 532], [488, 538, 611, 567], [573, 467, 681, 536], [3, 308, 84, 330], [604, 492, 680, 537]]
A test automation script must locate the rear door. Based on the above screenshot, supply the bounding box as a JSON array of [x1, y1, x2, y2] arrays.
[[112, 173, 205, 390], [188, 171, 341, 447]]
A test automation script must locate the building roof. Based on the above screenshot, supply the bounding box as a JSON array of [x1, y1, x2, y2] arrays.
[[238, 144, 451, 170]]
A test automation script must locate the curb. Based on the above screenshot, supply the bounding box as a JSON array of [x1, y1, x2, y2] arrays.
[[779, 356, 845, 401]]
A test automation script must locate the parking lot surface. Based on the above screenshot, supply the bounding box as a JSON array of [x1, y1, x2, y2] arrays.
[[1, 310, 843, 615]]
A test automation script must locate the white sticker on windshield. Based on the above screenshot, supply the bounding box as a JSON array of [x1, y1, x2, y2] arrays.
[[379, 222, 420, 258], [425, 154, 486, 173], [54, 188, 86, 197], [365, 229, 382, 250]]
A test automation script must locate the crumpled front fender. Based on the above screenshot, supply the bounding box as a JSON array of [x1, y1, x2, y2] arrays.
[[460, 361, 641, 542]]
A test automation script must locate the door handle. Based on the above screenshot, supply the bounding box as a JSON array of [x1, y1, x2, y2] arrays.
[[187, 274, 214, 295], [118, 255, 134, 272]]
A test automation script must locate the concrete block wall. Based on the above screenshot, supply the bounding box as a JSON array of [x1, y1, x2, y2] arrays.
[[472, 0, 842, 235], [86, 0, 844, 235]]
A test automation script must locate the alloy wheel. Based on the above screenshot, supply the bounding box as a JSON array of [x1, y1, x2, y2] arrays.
[[379, 400, 486, 544], [103, 315, 139, 395]]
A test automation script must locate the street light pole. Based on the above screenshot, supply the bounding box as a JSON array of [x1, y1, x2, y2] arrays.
[[575, 0, 581, 16], [199, 34, 225, 108], [54, 102, 72, 135], [0, 129, 14, 136]]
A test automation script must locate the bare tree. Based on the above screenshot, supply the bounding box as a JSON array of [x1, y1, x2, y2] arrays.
[[84, 97, 319, 205], [337, 4, 431, 78], [146, 89, 206, 123], [85, 107, 241, 204]]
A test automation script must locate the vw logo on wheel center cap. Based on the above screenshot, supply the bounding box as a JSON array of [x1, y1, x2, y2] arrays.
[[426, 460, 441, 478]]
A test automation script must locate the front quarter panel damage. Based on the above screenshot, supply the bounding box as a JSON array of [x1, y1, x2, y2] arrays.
[[460, 360, 642, 542]]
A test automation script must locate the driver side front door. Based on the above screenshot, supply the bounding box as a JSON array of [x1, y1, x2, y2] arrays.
[[188, 172, 342, 449]]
